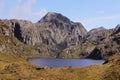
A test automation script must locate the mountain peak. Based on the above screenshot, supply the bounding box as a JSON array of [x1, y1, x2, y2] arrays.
[[89, 26, 106, 33], [38, 12, 70, 23], [46, 12, 58, 16]]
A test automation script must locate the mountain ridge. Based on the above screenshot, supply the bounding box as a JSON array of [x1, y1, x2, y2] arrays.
[[0, 12, 120, 59]]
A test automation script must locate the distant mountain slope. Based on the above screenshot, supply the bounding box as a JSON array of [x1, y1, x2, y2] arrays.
[[59, 25, 120, 59]]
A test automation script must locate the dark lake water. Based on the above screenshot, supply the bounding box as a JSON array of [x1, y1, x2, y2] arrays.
[[29, 58, 105, 68]]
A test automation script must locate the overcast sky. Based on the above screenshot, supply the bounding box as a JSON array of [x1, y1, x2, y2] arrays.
[[0, 0, 120, 30]]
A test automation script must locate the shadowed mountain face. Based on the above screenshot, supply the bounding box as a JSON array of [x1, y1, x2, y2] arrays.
[[0, 12, 120, 59]]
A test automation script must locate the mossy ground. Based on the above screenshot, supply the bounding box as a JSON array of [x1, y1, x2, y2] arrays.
[[0, 53, 119, 80]]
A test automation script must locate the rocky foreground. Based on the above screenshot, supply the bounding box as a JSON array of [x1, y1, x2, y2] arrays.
[[0, 12, 120, 79]]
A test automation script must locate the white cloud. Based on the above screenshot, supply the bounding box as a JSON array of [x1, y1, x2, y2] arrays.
[[82, 15, 120, 24], [10, 0, 47, 20], [79, 15, 120, 31]]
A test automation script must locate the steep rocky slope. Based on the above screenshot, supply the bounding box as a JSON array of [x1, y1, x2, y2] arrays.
[[59, 25, 120, 59], [0, 12, 87, 58], [37, 12, 87, 46], [85, 25, 120, 59], [0, 21, 40, 58], [0, 12, 120, 59]]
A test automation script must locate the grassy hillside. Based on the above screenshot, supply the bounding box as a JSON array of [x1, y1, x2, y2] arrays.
[[0, 52, 119, 80], [0, 22, 120, 80]]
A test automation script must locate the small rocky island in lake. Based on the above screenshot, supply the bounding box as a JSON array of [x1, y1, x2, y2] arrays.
[[0, 12, 120, 79]]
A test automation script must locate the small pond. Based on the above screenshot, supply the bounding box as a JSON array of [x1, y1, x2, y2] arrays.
[[29, 58, 105, 68]]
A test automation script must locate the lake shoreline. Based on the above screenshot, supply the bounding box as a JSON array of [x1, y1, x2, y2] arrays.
[[28, 58, 105, 68]]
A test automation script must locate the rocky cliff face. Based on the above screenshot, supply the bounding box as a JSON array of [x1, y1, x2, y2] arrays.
[[85, 25, 120, 59], [0, 21, 40, 58], [0, 12, 120, 59], [36, 12, 87, 46], [59, 25, 120, 59], [0, 12, 87, 57]]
